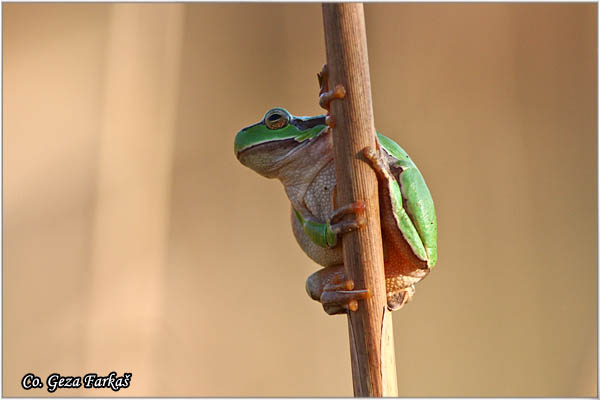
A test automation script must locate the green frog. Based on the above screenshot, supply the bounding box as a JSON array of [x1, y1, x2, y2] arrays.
[[234, 67, 437, 315]]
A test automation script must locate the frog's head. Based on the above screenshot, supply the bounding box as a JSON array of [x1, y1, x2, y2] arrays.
[[234, 107, 326, 178]]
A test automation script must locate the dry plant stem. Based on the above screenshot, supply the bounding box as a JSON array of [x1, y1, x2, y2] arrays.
[[322, 3, 398, 397]]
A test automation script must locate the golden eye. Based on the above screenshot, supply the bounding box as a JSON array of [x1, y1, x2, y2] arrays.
[[264, 109, 290, 130]]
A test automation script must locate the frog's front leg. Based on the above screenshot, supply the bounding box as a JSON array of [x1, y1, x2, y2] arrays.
[[317, 64, 346, 128], [317, 64, 329, 96], [295, 201, 366, 248], [329, 201, 368, 237], [306, 265, 371, 315]]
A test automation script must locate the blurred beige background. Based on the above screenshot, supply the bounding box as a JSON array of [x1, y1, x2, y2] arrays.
[[3, 3, 597, 397]]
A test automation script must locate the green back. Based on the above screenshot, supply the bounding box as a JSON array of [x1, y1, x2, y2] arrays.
[[377, 133, 438, 267]]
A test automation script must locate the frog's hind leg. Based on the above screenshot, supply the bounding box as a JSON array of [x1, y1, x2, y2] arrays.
[[306, 265, 371, 315], [363, 144, 430, 311]]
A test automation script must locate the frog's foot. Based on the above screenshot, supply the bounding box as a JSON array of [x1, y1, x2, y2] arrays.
[[317, 63, 346, 123], [319, 84, 346, 112], [386, 285, 415, 311], [325, 114, 336, 129], [322, 278, 371, 315], [328, 201, 366, 235], [306, 265, 371, 315], [317, 64, 329, 96], [362, 146, 393, 181]]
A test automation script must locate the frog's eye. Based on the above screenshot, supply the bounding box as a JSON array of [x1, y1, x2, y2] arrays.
[[264, 109, 290, 130]]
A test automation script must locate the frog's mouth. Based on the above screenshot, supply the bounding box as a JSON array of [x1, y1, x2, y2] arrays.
[[290, 115, 326, 131], [237, 137, 311, 178], [236, 137, 300, 157]]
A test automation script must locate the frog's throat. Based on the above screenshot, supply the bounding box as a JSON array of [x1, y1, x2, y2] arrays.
[[275, 128, 334, 192]]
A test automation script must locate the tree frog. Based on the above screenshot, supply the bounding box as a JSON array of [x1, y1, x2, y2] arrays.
[[234, 68, 437, 315]]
